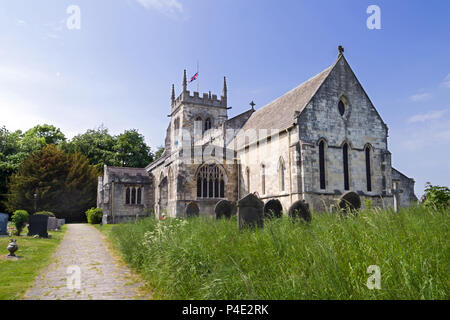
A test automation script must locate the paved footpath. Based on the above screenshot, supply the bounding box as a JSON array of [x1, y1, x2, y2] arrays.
[[24, 224, 148, 300]]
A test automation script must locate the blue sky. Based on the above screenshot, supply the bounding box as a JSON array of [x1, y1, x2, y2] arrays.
[[0, 0, 449, 196]]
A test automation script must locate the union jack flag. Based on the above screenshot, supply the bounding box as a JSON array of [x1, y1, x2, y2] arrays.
[[189, 72, 199, 83]]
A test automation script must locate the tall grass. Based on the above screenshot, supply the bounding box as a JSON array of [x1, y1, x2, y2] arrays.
[[107, 207, 449, 299]]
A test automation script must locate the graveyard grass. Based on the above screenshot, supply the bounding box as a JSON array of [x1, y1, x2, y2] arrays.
[[0, 225, 67, 300], [100, 206, 449, 300]]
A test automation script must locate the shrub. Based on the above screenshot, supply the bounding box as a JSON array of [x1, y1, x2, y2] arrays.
[[423, 183, 450, 210], [11, 210, 29, 236], [35, 211, 55, 217], [86, 207, 103, 224]]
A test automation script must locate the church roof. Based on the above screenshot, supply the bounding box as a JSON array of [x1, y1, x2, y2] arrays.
[[239, 57, 339, 132]]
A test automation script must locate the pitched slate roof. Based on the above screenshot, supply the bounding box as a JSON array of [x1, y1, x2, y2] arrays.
[[239, 57, 340, 132]]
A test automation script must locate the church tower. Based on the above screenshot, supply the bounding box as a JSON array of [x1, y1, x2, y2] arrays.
[[169, 70, 229, 150]]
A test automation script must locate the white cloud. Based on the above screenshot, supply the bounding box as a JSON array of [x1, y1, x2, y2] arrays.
[[409, 92, 431, 102], [407, 109, 448, 123], [136, 0, 184, 17], [441, 74, 450, 89]]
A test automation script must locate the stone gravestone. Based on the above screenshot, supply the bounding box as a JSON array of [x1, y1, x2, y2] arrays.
[[185, 202, 199, 218], [0, 213, 8, 236], [288, 200, 312, 222], [28, 215, 49, 238], [215, 200, 236, 219], [57, 219, 64, 228], [338, 191, 361, 214], [47, 217, 57, 231], [237, 193, 264, 230], [263, 199, 283, 219]]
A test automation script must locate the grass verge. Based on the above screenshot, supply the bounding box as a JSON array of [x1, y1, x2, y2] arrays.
[[105, 206, 448, 300], [0, 225, 67, 300]]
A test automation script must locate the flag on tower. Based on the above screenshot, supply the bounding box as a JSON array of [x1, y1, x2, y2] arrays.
[[189, 72, 199, 83]]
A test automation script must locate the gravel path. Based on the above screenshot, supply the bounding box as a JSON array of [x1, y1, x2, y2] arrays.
[[24, 224, 147, 300]]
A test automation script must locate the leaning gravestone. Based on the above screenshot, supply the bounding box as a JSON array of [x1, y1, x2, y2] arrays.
[[28, 215, 49, 238], [185, 202, 199, 218], [0, 213, 8, 236], [237, 193, 264, 230], [47, 217, 57, 231], [338, 191, 361, 214], [288, 200, 312, 223], [264, 199, 283, 219], [215, 200, 236, 219]]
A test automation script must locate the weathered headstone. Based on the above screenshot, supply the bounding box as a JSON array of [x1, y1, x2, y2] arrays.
[[215, 200, 236, 219], [0, 213, 8, 236], [288, 200, 312, 222], [47, 217, 57, 231], [28, 215, 49, 238], [338, 191, 361, 213], [237, 193, 264, 230], [263, 199, 283, 219], [57, 219, 64, 229], [185, 202, 199, 218]]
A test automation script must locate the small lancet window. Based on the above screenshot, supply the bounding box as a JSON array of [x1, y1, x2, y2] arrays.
[[338, 100, 345, 116]]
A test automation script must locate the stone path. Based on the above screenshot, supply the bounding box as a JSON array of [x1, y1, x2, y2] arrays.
[[24, 224, 148, 300]]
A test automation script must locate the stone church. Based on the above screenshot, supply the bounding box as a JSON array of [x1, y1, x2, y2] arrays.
[[97, 48, 417, 223]]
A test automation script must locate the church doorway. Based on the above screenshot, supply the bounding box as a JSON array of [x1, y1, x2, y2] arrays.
[[158, 176, 168, 217]]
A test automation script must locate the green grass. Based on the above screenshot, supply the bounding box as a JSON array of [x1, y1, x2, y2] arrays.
[[104, 206, 449, 300], [0, 225, 67, 300]]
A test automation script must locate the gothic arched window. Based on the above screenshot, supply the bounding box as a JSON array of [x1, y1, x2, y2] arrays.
[[338, 100, 345, 116], [319, 140, 326, 190], [204, 118, 212, 132], [197, 165, 225, 198], [343, 143, 350, 191], [365, 145, 372, 192]]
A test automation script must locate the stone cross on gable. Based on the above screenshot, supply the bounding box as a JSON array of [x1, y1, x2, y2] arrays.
[[249, 101, 256, 110], [392, 181, 403, 213]]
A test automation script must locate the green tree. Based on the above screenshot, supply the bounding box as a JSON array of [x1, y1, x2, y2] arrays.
[[114, 129, 154, 167], [423, 183, 450, 210], [0, 127, 23, 212], [6, 145, 99, 222], [62, 125, 119, 172], [21, 124, 66, 153]]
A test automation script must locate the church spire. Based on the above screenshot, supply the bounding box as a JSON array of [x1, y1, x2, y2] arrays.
[[171, 84, 175, 104], [182, 69, 187, 92], [222, 76, 227, 106]]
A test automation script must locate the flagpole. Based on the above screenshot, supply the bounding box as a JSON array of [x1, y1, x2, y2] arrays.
[[197, 60, 199, 93]]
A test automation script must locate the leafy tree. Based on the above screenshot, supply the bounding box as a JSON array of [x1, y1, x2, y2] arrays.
[[21, 124, 66, 154], [62, 125, 119, 172], [114, 129, 154, 167], [6, 145, 99, 222], [0, 127, 23, 212], [423, 183, 450, 210]]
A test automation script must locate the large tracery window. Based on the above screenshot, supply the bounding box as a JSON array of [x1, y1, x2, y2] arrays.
[[197, 165, 225, 198]]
